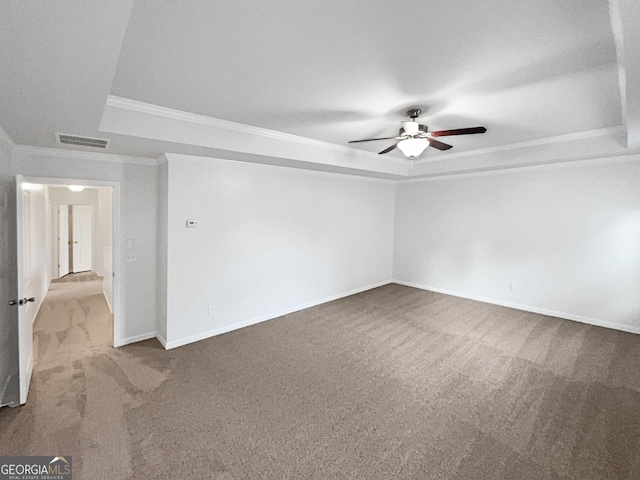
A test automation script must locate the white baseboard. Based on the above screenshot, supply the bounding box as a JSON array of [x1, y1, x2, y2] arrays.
[[103, 289, 113, 314], [31, 296, 44, 325], [115, 331, 157, 347], [164, 280, 393, 350], [393, 279, 640, 335]]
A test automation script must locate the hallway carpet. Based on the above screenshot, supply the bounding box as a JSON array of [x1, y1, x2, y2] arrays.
[[1, 283, 640, 479], [34, 271, 112, 367]]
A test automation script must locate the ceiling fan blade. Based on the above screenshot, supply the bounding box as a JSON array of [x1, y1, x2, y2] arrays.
[[429, 126, 487, 137], [348, 136, 399, 143], [378, 143, 398, 154], [428, 138, 453, 151]]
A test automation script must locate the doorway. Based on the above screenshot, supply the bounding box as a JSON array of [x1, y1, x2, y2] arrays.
[[58, 204, 93, 277], [12, 176, 120, 405]]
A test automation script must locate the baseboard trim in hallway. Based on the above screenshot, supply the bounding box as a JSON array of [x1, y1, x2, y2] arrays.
[[116, 332, 158, 348]]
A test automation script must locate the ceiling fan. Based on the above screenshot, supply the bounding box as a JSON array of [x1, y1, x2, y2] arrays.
[[349, 109, 486, 158]]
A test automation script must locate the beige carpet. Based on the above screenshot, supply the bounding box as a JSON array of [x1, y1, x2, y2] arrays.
[[34, 271, 112, 366], [1, 283, 640, 479]]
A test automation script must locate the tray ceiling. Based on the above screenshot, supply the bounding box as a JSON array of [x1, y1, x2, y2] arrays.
[[1, 0, 639, 178]]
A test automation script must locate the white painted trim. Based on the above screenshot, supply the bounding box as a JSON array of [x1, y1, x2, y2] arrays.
[[30, 295, 45, 326], [103, 289, 113, 314], [116, 331, 157, 347], [106, 95, 407, 164], [398, 152, 640, 184], [165, 153, 398, 184], [411, 126, 625, 164], [164, 280, 393, 350], [13, 145, 156, 166], [392, 280, 640, 336], [0, 125, 15, 152]]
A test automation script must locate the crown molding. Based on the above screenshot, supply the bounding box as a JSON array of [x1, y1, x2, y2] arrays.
[[411, 126, 624, 164], [13, 145, 157, 165], [105, 95, 408, 165], [0, 125, 15, 153]]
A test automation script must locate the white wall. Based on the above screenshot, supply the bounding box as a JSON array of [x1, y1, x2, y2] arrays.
[[393, 157, 640, 332], [9, 149, 158, 345], [161, 155, 395, 348]]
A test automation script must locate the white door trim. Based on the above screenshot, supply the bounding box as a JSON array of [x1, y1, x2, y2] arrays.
[[19, 176, 122, 348], [58, 204, 70, 277]]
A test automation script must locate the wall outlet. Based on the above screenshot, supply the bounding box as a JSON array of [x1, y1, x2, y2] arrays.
[[510, 283, 518, 292], [208, 305, 216, 316], [125, 252, 137, 262]]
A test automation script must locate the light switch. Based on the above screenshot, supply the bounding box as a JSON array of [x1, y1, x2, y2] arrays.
[[125, 238, 134, 249], [186, 219, 199, 228]]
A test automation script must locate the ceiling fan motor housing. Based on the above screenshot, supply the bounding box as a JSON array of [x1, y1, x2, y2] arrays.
[[401, 121, 420, 135], [400, 124, 428, 135]]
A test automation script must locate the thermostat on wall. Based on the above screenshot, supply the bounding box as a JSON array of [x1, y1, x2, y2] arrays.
[[186, 219, 199, 228]]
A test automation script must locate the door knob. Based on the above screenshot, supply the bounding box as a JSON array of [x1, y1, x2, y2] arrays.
[[9, 297, 35, 306]]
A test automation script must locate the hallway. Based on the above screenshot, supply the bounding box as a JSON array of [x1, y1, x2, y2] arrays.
[[33, 271, 112, 369]]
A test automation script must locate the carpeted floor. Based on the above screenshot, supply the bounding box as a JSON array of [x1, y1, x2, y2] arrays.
[[34, 271, 112, 367], [1, 282, 640, 479]]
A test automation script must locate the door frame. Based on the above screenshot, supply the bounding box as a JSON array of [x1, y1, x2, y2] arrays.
[[58, 204, 70, 278], [20, 176, 122, 348]]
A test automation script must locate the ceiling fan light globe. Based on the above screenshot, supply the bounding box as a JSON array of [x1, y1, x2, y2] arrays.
[[397, 138, 429, 158]]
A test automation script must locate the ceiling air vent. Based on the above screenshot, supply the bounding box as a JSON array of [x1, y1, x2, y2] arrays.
[[56, 133, 110, 149]]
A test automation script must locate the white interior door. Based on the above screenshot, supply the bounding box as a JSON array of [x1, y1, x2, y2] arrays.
[[72, 205, 92, 273], [15, 175, 34, 405], [58, 204, 70, 277], [0, 176, 18, 407]]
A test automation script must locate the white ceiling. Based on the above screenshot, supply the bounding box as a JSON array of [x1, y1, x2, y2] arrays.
[[1, 0, 639, 178]]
